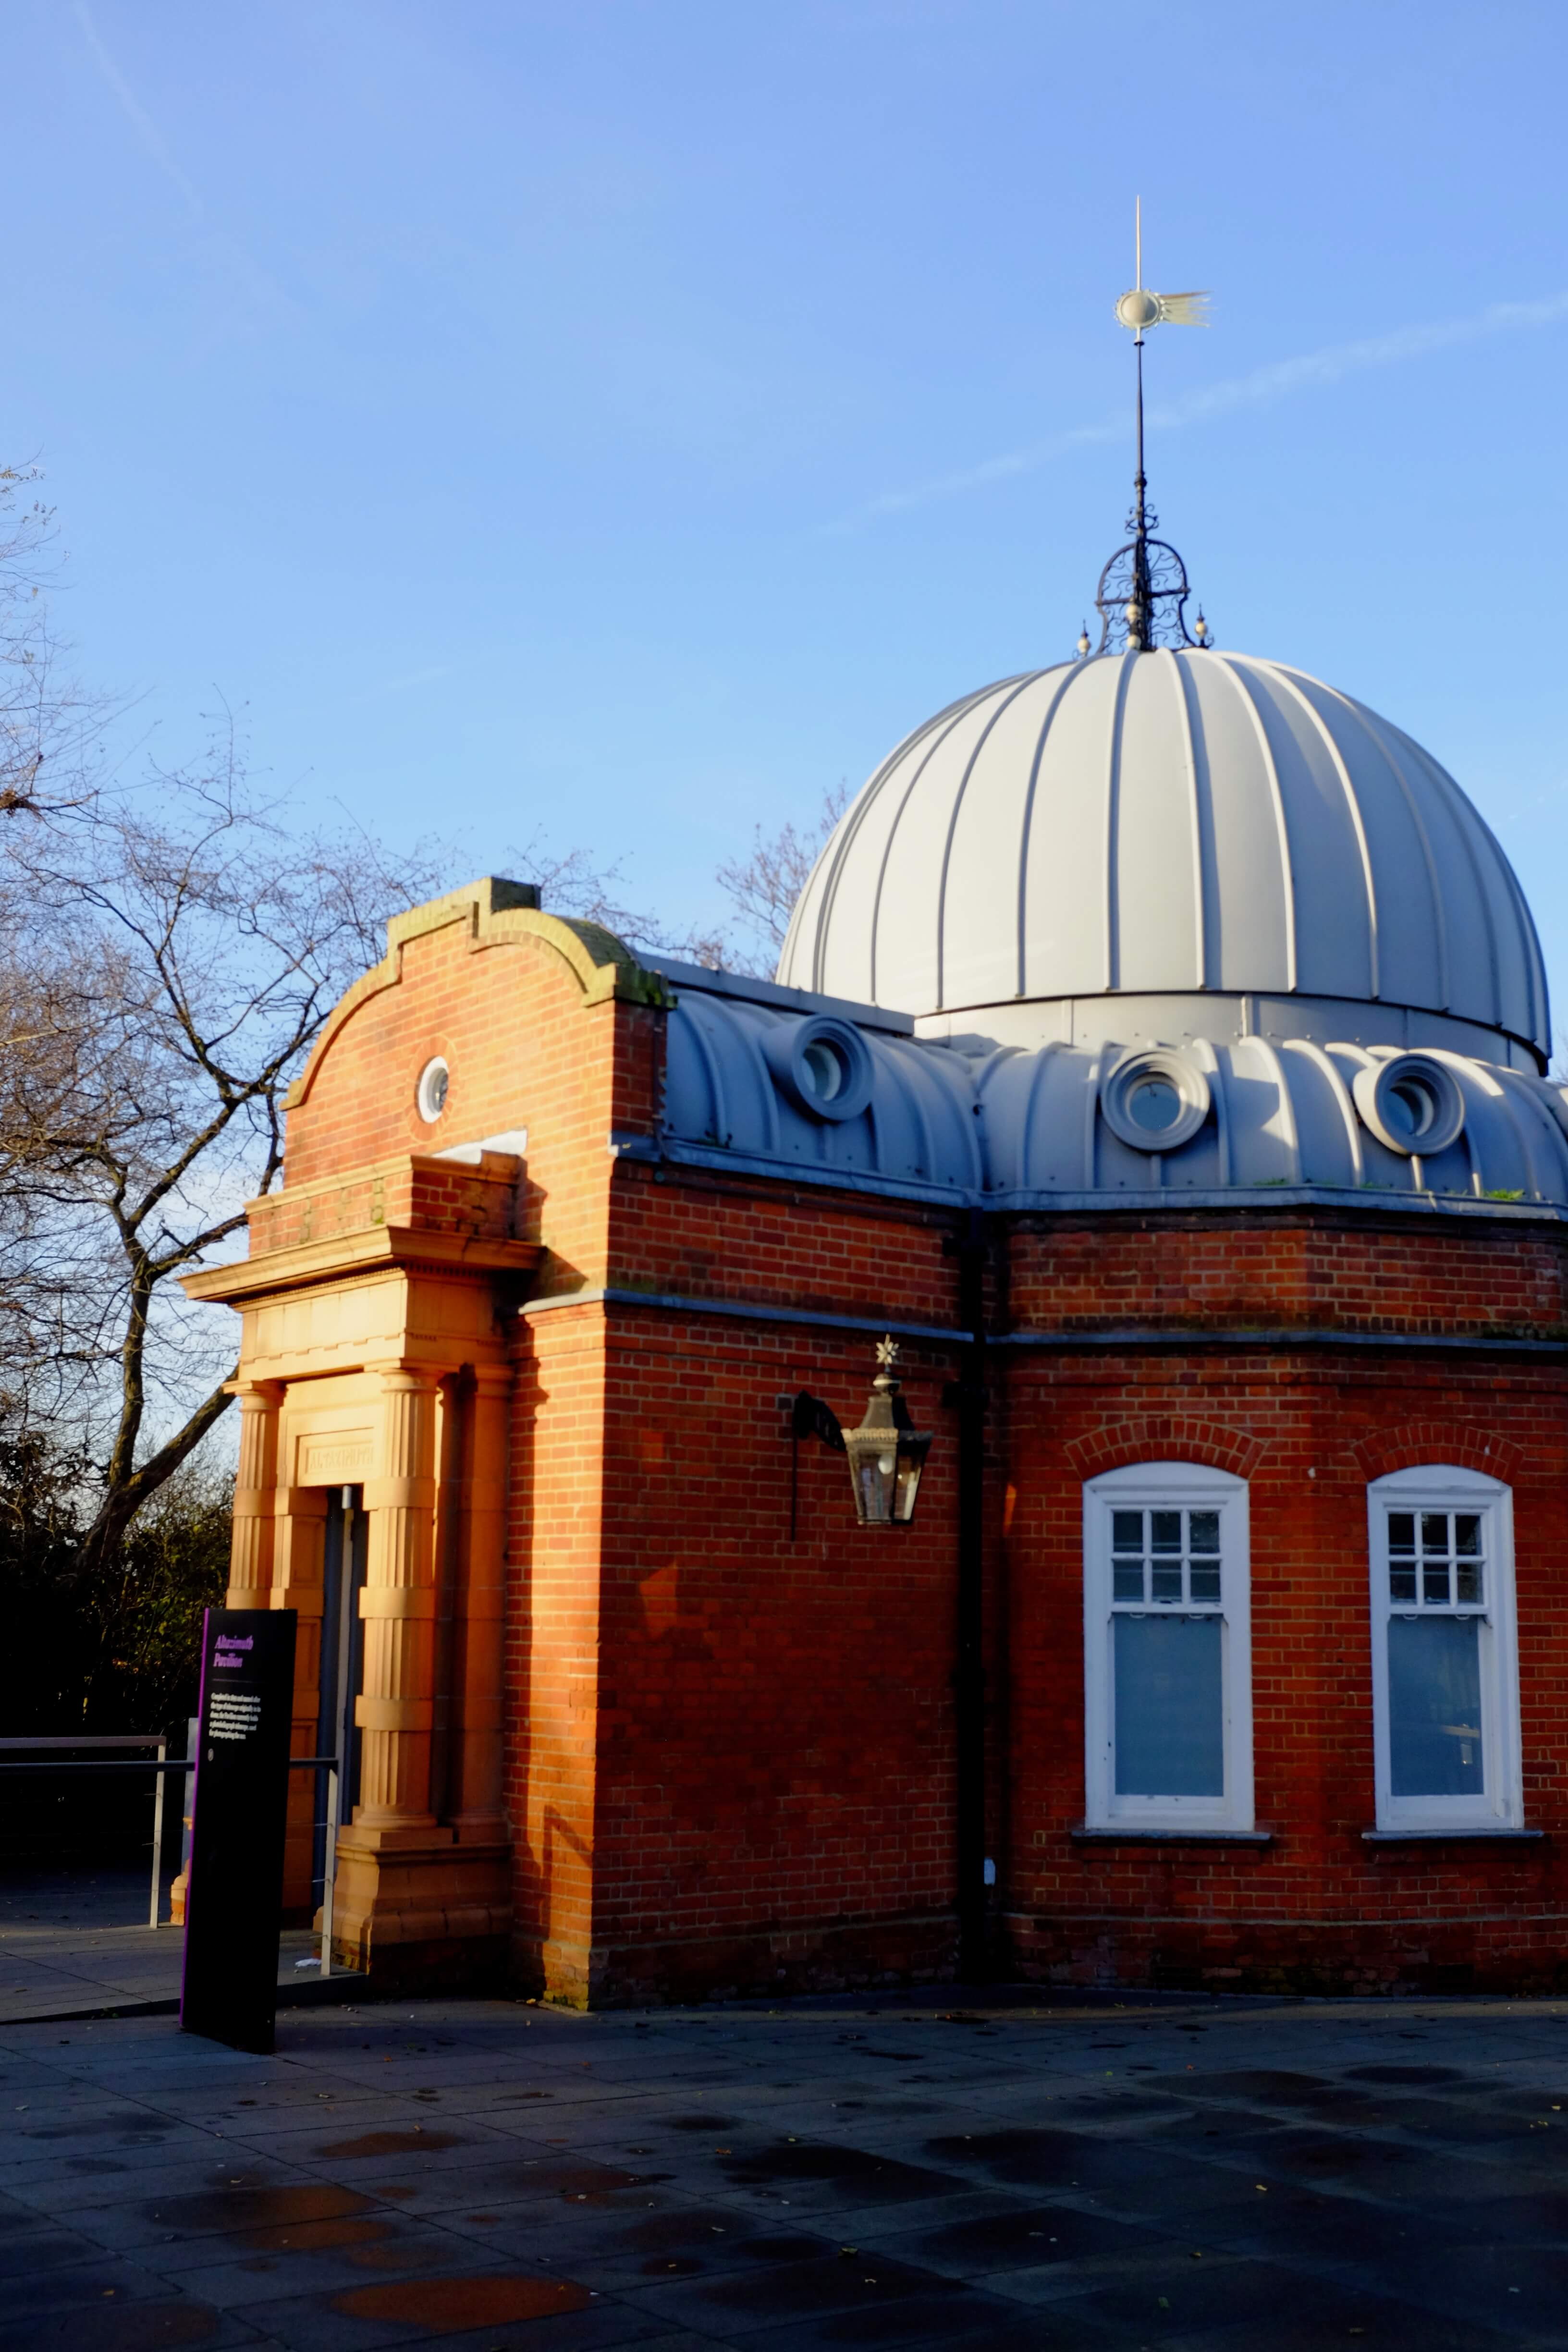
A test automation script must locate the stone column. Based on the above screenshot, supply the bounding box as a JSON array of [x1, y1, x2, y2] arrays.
[[226, 1382, 282, 1605], [444, 1364, 512, 1844], [355, 1366, 441, 1838]]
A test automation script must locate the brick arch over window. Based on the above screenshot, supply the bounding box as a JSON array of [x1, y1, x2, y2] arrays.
[[1351, 1421, 1523, 1485], [1065, 1420, 1268, 1483]]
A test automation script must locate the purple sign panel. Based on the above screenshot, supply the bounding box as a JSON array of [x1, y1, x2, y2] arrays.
[[181, 1608, 297, 2054]]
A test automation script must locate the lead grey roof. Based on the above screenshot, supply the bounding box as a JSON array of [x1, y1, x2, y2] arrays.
[[775, 649, 1549, 1063], [657, 977, 1568, 1214]]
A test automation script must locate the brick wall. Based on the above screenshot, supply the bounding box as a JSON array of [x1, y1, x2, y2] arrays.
[[586, 1302, 961, 1999], [248, 1150, 523, 1255], [573, 1188, 1568, 1999], [281, 910, 662, 1298], [274, 910, 1568, 2001], [1002, 1210, 1568, 1997]]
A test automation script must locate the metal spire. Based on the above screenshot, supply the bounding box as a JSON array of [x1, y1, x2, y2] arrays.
[[1090, 200, 1211, 656]]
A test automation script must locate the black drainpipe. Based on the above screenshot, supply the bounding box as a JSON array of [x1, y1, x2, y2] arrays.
[[947, 1206, 989, 1984]]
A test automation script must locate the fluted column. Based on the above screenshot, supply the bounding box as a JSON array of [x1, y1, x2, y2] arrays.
[[225, 1382, 282, 1605], [444, 1364, 512, 1843], [355, 1367, 441, 1837]]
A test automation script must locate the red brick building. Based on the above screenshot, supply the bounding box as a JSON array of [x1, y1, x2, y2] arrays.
[[190, 639, 1568, 2004]]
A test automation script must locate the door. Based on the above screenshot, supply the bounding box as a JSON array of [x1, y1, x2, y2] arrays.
[[313, 1484, 367, 1906]]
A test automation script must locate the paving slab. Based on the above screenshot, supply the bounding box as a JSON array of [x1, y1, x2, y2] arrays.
[[0, 1867, 367, 2026], [2, 1991, 1568, 2345]]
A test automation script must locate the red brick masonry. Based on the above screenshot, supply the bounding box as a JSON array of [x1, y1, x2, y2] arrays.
[[274, 906, 1568, 2002]]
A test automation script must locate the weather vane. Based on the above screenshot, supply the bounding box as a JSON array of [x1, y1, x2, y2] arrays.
[[1079, 199, 1213, 658]]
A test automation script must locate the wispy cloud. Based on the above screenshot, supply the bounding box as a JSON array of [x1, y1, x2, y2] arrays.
[[846, 292, 1568, 527], [74, 2, 204, 219], [73, 4, 295, 334], [345, 662, 456, 705]]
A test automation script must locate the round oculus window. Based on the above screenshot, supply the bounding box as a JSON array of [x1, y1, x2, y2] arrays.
[[801, 1036, 848, 1102], [762, 1015, 874, 1123], [1100, 1047, 1211, 1153], [1125, 1073, 1183, 1135], [416, 1057, 450, 1123], [1351, 1054, 1464, 1159]]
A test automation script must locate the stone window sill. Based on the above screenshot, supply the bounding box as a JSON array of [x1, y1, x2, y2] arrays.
[[1361, 1827, 1544, 1843], [1070, 1825, 1275, 1846]]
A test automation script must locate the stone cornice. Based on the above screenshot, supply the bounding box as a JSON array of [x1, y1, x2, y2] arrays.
[[182, 1224, 541, 1306]]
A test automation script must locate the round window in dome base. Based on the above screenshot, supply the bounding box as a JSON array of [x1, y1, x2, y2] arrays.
[[1100, 1047, 1211, 1153], [1351, 1054, 1464, 1158], [762, 1016, 873, 1124]]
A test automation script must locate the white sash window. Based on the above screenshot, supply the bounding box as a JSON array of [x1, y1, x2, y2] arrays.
[[1368, 1468, 1521, 1832], [1083, 1462, 1253, 1832]]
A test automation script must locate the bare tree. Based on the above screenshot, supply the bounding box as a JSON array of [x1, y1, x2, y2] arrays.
[[0, 453, 853, 1574], [502, 828, 668, 946], [0, 466, 110, 820], [0, 763, 664, 1574], [0, 740, 445, 1573], [0, 462, 658, 1575], [704, 784, 849, 977]]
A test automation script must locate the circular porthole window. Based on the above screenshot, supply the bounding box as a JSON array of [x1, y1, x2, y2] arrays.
[[1100, 1046, 1211, 1153], [801, 1035, 849, 1103], [1351, 1053, 1464, 1158], [416, 1056, 450, 1123], [764, 1016, 874, 1123], [1125, 1072, 1183, 1135]]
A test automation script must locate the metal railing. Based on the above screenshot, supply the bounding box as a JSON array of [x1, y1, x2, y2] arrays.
[[0, 1743, 344, 1975], [0, 1735, 170, 1926]]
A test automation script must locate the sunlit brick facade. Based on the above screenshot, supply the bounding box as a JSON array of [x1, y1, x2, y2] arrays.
[[189, 644, 1568, 2004]]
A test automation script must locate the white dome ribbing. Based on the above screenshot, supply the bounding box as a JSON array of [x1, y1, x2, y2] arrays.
[[776, 649, 1548, 1062]]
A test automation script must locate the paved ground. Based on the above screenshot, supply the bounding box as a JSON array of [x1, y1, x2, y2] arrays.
[[3, 1989, 1568, 2349], [0, 1874, 352, 2026]]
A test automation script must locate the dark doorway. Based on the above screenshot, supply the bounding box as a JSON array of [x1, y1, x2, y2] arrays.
[[314, 1484, 367, 1908]]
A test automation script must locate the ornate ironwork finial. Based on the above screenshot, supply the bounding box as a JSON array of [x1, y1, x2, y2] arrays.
[[875, 1334, 900, 1373], [1091, 200, 1212, 656]]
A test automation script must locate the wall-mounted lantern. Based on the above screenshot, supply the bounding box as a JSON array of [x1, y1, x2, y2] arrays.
[[790, 1336, 933, 1534]]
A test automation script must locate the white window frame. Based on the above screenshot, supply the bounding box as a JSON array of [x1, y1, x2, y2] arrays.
[[1083, 1461, 1254, 1832], [1368, 1466, 1522, 1833]]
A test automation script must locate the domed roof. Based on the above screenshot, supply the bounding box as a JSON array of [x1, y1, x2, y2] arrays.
[[776, 649, 1549, 1063]]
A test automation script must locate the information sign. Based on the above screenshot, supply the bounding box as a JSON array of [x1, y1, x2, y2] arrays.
[[180, 1608, 298, 2053]]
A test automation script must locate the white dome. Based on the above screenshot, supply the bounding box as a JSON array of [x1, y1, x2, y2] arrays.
[[777, 649, 1549, 1065]]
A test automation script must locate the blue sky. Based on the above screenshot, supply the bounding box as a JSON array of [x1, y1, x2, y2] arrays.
[[7, 2, 1568, 1020]]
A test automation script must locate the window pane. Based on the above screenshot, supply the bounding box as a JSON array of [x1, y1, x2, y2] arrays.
[[1113, 1562, 1144, 1601], [1114, 1615, 1224, 1796], [1189, 1562, 1221, 1602], [1151, 1563, 1183, 1601], [1112, 1510, 1144, 1553], [1389, 1565, 1417, 1603], [1421, 1512, 1448, 1553], [1423, 1559, 1451, 1605], [1454, 1516, 1481, 1555], [1188, 1510, 1219, 1554], [1150, 1511, 1182, 1553], [1388, 1616, 1484, 1797], [1388, 1513, 1415, 1553], [1456, 1559, 1481, 1605]]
